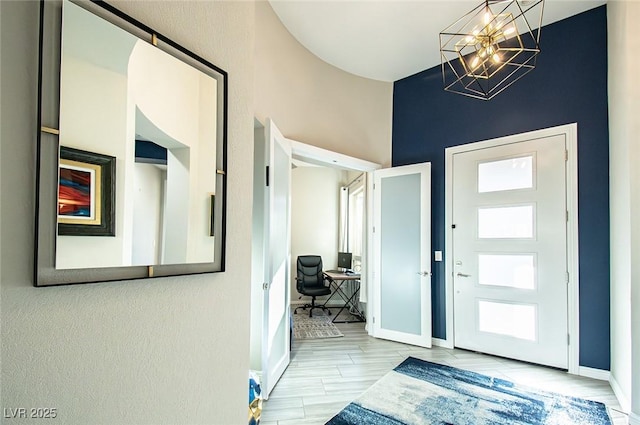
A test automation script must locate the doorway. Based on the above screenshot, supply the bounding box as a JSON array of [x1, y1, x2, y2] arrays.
[[445, 124, 580, 372], [250, 118, 381, 398], [251, 118, 436, 397]]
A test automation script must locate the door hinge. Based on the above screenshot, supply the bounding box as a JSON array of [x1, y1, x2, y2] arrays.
[[565, 150, 569, 161], [262, 282, 269, 290], [566, 211, 569, 222], [566, 271, 570, 284], [265, 166, 270, 187], [567, 333, 570, 345], [373, 226, 375, 233], [372, 316, 375, 324]]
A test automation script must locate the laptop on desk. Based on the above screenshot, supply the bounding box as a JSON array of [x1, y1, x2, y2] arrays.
[[326, 253, 359, 276], [337, 252, 352, 271]]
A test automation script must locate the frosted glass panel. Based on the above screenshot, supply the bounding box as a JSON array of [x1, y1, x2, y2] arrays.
[[269, 314, 286, 370], [478, 254, 535, 289], [478, 205, 534, 238], [478, 156, 533, 193], [478, 301, 536, 341], [380, 174, 421, 335], [268, 262, 286, 345], [272, 142, 289, 262]]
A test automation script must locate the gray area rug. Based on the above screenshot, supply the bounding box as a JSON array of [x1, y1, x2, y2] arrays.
[[292, 310, 343, 340], [327, 357, 612, 424]]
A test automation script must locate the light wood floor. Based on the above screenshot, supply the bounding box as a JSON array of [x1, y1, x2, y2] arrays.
[[261, 322, 627, 425]]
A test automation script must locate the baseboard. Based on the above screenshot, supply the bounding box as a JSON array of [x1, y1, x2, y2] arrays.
[[609, 374, 631, 413], [578, 366, 610, 381], [630, 412, 640, 425], [431, 337, 454, 349]]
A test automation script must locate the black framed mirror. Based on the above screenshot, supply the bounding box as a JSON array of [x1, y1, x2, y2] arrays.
[[35, 0, 227, 286]]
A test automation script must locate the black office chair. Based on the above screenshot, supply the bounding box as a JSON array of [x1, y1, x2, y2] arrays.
[[294, 255, 333, 317]]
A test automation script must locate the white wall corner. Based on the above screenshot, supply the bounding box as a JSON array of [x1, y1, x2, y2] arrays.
[[629, 412, 640, 425], [578, 366, 610, 381], [609, 373, 631, 413]]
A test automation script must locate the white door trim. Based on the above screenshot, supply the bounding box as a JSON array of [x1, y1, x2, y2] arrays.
[[289, 140, 381, 172], [444, 123, 580, 374], [287, 138, 382, 331]]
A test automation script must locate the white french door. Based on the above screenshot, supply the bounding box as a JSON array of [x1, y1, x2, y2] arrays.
[[452, 134, 568, 369], [262, 118, 291, 398], [372, 163, 432, 348]]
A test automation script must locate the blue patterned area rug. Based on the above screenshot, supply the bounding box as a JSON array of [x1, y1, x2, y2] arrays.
[[326, 357, 612, 425]]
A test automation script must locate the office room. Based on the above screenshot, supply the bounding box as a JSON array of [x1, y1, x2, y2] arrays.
[[289, 161, 366, 318]]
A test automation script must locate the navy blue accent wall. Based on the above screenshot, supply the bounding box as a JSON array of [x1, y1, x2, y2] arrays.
[[392, 6, 610, 370], [135, 140, 168, 163]]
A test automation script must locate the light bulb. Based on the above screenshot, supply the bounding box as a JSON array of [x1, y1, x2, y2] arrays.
[[484, 10, 493, 25], [504, 27, 515, 36], [492, 53, 501, 63], [479, 48, 486, 58], [471, 56, 480, 69]]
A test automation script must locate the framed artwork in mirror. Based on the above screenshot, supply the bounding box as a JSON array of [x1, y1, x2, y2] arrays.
[[35, 0, 227, 286], [58, 146, 116, 237]]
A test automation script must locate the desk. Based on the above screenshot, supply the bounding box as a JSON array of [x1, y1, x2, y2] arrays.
[[323, 271, 365, 323]]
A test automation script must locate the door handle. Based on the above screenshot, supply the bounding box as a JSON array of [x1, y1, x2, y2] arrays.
[[456, 272, 471, 277], [417, 271, 432, 277]]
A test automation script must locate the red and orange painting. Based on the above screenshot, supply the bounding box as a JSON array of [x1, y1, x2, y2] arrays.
[[58, 166, 93, 217]]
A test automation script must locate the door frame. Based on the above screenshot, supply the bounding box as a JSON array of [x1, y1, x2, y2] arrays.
[[288, 140, 381, 328], [444, 123, 580, 374], [250, 118, 383, 397]]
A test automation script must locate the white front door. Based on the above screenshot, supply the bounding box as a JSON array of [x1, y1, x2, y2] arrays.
[[262, 118, 291, 398], [452, 134, 568, 369], [372, 163, 432, 348]]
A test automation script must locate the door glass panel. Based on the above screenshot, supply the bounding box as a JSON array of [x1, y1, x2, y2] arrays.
[[478, 300, 537, 341], [264, 126, 290, 396], [478, 254, 535, 289], [268, 262, 286, 346], [269, 314, 286, 371], [272, 142, 289, 260], [380, 173, 421, 335], [268, 141, 289, 350], [478, 156, 533, 193], [478, 205, 534, 238]]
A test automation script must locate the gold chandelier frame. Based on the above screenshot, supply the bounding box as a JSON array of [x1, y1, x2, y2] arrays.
[[440, 0, 545, 100]]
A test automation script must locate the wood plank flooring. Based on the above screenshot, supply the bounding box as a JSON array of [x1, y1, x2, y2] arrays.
[[261, 322, 627, 425]]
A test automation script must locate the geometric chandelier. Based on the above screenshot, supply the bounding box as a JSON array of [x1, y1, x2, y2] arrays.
[[439, 0, 545, 100]]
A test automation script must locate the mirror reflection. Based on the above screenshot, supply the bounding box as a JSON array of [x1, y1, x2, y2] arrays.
[[56, 1, 217, 269]]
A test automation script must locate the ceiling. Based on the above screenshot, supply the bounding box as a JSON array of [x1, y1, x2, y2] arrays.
[[269, 0, 606, 82]]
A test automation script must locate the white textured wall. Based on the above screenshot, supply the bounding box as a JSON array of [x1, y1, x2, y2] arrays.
[[290, 166, 344, 303], [0, 1, 255, 424], [254, 1, 393, 168], [129, 39, 217, 265], [56, 57, 130, 268], [607, 1, 640, 420], [132, 163, 163, 265]]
